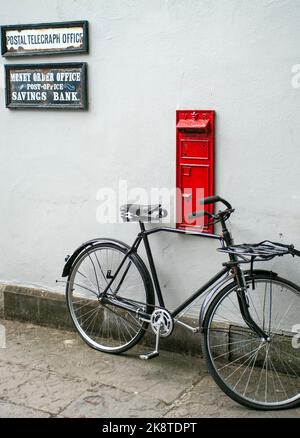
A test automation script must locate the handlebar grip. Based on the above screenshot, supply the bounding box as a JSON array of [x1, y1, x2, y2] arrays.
[[200, 195, 232, 210], [188, 210, 212, 220], [200, 195, 221, 205], [292, 248, 300, 257]]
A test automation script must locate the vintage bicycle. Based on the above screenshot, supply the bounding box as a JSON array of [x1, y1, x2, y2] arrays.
[[62, 196, 300, 410]]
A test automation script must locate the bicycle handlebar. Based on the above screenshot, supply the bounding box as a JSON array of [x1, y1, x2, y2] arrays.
[[188, 195, 234, 223], [200, 195, 232, 210]]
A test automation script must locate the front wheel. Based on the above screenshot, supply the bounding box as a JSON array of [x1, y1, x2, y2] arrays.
[[66, 242, 154, 354], [201, 273, 300, 410]]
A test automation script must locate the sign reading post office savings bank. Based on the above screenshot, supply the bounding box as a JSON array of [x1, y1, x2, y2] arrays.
[[1, 21, 88, 57], [5, 63, 88, 110]]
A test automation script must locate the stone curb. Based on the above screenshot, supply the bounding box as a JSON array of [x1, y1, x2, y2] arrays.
[[0, 283, 203, 356]]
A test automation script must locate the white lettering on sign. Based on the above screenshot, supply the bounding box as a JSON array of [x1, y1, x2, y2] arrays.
[[10, 72, 32, 82], [9, 71, 81, 83], [53, 92, 79, 101], [33, 72, 55, 82], [12, 91, 47, 101], [6, 27, 84, 52], [56, 72, 81, 82]]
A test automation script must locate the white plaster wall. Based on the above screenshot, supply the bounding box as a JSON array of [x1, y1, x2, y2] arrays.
[[0, 0, 300, 312]]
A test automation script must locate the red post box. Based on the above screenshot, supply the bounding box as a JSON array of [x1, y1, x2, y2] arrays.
[[176, 110, 215, 233]]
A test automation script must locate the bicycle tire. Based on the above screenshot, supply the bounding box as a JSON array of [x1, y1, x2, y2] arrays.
[[66, 241, 155, 354], [201, 273, 300, 410]]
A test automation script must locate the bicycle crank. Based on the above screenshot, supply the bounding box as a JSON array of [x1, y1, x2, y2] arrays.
[[139, 309, 173, 360]]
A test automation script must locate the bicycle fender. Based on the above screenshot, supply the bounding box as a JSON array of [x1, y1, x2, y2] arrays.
[[244, 269, 278, 278], [199, 269, 278, 327], [62, 238, 131, 277]]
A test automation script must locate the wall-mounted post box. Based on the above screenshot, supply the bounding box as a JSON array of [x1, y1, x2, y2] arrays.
[[176, 110, 215, 233]]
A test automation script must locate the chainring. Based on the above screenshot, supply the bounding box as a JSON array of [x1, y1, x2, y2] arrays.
[[150, 309, 174, 337]]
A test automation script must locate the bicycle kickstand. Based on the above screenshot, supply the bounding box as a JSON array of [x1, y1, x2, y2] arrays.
[[139, 322, 161, 360]]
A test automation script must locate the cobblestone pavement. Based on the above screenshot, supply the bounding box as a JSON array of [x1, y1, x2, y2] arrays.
[[0, 319, 299, 418]]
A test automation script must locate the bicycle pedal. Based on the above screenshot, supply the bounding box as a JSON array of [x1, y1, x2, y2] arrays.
[[139, 351, 159, 360]]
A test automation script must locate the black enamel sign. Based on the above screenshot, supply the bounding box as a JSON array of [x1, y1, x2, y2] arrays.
[[5, 63, 88, 110]]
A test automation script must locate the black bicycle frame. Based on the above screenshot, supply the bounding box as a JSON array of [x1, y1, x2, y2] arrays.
[[101, 222, 229, 317], [101, 220, 269, 340]]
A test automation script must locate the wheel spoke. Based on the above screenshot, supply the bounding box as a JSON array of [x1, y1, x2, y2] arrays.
[[205, 276, 300, 408], [67, 244, 151, 353]]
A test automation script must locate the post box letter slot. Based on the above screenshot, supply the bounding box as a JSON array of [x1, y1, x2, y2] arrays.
[[176, 118, 210, 132]]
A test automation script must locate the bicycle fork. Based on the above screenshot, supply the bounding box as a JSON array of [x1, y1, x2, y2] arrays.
[[232, 265, 270, 341]]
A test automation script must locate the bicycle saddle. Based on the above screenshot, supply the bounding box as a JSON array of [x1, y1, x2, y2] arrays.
[[120, 204, 168, 222]]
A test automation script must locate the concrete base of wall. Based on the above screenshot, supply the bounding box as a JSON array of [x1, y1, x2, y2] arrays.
[[0, 283, 203, 356], [1, 284, 298, 375]]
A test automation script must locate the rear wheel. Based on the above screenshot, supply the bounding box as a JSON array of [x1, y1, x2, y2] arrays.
[[202, 273, 300, 410], [66, 242, 154, 354]]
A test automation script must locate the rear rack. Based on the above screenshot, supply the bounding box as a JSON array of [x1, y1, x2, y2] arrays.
[[217, 240, 300, 263]]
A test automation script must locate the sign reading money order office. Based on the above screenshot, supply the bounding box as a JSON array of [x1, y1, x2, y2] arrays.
[[1, 21, 88, 57], [5, 63, 88, 110]]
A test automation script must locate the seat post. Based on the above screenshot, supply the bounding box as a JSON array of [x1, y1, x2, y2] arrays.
[[139, 221, 165, 307], [139, 221, 146, 233]]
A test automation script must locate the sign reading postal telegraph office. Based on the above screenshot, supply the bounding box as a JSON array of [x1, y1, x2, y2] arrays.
[[5, 63, 88, 109], [1, 21, 88, 57]]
